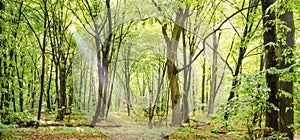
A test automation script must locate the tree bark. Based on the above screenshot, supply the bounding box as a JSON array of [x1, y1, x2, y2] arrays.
[[12, 1, 24, 112], [165, 26, 181, 124], [106, 36, 121, 119], [278, 6, 294, 139], [182, 29, 191, 123], [58, 50, 67, 120], [91, 0, 113, 126], [37, 0, 48, 121], [208, 33, 218, 115], [16, 55, 25, 112], [165, 24, 181, 125], [124, 44, 132, 116], [262, 0, 279, 132], [201, 53, 206, 112], [165, 20, 181, 126], [100, 0, 113, 119], [46, 60, 53, 111], [160, 5, 189, 126], [91, 14, 103, 126]]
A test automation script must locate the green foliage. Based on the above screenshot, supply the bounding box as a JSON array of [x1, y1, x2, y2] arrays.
[[0, 122, 20, 140], [258, 131, 289, 140], [0, 0, 299, 139], [216, 58, 300, 138], [218, 72, 269, 138], [1, 112, 40, 127], [171, 127, 195, 139]]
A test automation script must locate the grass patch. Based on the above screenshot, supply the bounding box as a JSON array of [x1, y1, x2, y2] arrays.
[[0, 124, 109, 140]]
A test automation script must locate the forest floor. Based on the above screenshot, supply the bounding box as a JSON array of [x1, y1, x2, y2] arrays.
[[1, 111, 299, 140], [1, 127, 111, 140], [0, 112, 233, 140], [95, 113, 176, 139]]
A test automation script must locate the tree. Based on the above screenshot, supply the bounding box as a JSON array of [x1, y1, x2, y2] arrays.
[[106, 0, 135, 119], [182, 28, 192, 122], [277, 3, 295, 139], [123, 43, 132, 116], [162, 6, 189, 126], [21, 0, 49, 120], [208, 33, 219, 115], [263, 1, 296, 138], [0, 0, 8, 119], [262, 0, 279, 133], [47, 0, 74, 120], [0, 0, 24, 119], [71, 0, 113, 125], [9, 0, 24, 113], [225, 0, 260, 119]]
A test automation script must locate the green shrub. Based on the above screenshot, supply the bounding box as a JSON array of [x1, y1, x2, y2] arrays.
[[1, 112, 40, 127]]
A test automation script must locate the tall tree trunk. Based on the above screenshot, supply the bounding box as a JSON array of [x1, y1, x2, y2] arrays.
[[100, 0, 113, 119], [8, 39, 16, 114], [48, 22, 58, 111], [182, 29, 192, 123], [37, 0, 48, 121], [161, 6, 189, 126], [91, 0, 113, 126], [106, 37, 121, 119], [38, 45, 46, 120], [124, 44, 131, 116], [16, 54, 25, 112], [13, 2, 24, 112], [93, 30, 108, 123], [208, 33, 218, 115], [46, 60, 53, 111], [201, 53, 206, 112], [278, 7, 294, 140], [12, 88, 16, 112], [262, 0, 279, 132], [9, 47, 16, 113], [91, 27, 102, 125], [164, 21, 182, 126], [58, 51, 67, 120]]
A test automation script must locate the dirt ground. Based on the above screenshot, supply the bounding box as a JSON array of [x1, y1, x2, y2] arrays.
[[11, 132, 111, 140]]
